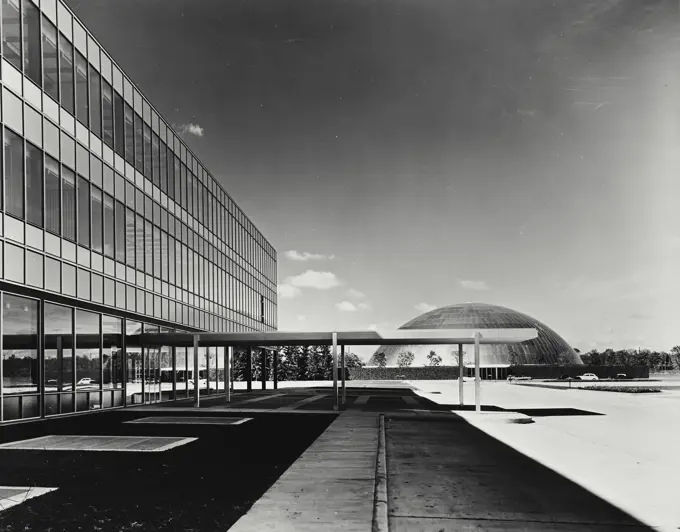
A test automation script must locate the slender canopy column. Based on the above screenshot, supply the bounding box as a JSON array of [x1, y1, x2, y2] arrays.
[[261, 348, 267, 390], [341, 344, 346, 405], [273, 350, 278, 390], [246, 347, 253, 391], [225, 346, 232, 403], [332, 333, 339, 411], [458, 343, 464, 407], [193, 334, 200, 408], [474, 331, 481, 412]]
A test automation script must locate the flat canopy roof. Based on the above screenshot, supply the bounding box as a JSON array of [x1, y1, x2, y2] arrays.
[[137, 328, 538, 347]]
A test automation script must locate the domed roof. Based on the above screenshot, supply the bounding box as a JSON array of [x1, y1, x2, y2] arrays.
[[371, 302, 581, 366]]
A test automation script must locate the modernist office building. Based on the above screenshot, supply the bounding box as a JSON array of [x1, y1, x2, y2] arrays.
[[0, 0, 277, 422]]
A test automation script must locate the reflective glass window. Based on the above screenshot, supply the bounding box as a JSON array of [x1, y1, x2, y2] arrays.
[[26, 141, 43, 227], [151, 132, 160, 187], [114, 91, 124, 157], [42, 15, 59, 101], [77, 176, 90, 247], [115, 200, 125, 263], [102, 80, 114, 149], [102, 315, 123, 389], [58, 33, 74, 114], [125, 207, 135, 267], [45, 155, 60, 234], [88, 66, 101, 137], [1, 0, 21, 69], [159, 141, 167, 193], [4, 128, 24, 219], [91, 186, 103, 253], [22, 0, 41, 85], [75, 51, 88, 126], [135, 214, 145, 270], [145, 220, 153, 275], [44, 302, 73, 395], [124, 103, 134, 165], [134, 113, 143, 171], [62, 166, 76, 241], [103, 193, 114, 258], [143, 123, 151, 177], [75, 309, 100, 398], [2, 294, 39, 406]]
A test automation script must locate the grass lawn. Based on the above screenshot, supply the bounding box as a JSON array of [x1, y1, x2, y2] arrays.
[[0, 410, 334, 531]]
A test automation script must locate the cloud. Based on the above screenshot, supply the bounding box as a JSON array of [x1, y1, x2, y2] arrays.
[[336, 301, 357, 312], [288, 270, 341, 290], [284, 250, 335, 262], [459, 279, 490, 291], [367, 324, 378, 331], [178, 123, 204, 137], [415, 302, 437, 313], [347, 288, 366, 299], [277, 284, 302, 299], [358, 302, 372, 310]]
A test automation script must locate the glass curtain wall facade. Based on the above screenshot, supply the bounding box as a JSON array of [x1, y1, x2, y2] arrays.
[[0, 0, 277, 422]]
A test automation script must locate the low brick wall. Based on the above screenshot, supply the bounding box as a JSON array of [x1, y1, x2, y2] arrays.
[[348, 366, 459, 381]]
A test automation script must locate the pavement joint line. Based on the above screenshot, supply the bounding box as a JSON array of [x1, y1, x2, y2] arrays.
[[372, 413, 388, 532], [278, 394, 327, 410], [225, 392, 287, 405], [386, 514, 650, 527]]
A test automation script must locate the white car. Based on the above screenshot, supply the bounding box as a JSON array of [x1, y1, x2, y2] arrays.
[[188, 378, 208, 389], [578, 373, 599, 381], [77, 377, 93, 386]]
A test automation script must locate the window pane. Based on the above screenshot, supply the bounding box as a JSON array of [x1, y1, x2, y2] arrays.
[[59, 33, 74, 114], [91, 186, 103, 252], [45, 155, 60, 234], [143, 123, 151, 177], [125, 207, 135, 267], [26, 249, 43, 288], [115, 200, 125, 263], [75, 51, 88, 126], [134, 113, 143, 171], [102, 315, 123, 389], [151, 132, 160, 187], [159, 141, 167, 193], [26, 141, 43, 227], [135, 215, 144, 271], [114, 91, 124, 156], [42, 15, 59, 102], [102, 80, 113, 148], [77, 176, 90, 247], [62, 166, 76, 241], [1, 0, 21, 69], [124, 103, 134, 165], [75, 309, 100, 399], [44, 302, 73, 394], [22, 0, 41, 85], [88, 66, 101, 137], [103, 193, 114, 257], [2, 294, 39, 398], [4, 128, 24, 219]]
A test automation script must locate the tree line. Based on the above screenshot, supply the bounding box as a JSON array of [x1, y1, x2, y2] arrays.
[[577, 347, 680, 371]]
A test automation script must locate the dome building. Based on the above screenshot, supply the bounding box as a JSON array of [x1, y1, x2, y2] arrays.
[[370, 303, 581, 378]]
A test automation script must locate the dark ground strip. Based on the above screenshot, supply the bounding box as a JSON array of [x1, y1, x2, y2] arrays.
[[0, 410, 334, 532], [385, 416, 653, 532]]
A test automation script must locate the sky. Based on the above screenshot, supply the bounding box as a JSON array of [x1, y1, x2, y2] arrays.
[[67, 0, 680, 357]]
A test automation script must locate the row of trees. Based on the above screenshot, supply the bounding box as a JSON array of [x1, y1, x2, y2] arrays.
[[578, 347, 680, 371], [230, 345, 365, 381]]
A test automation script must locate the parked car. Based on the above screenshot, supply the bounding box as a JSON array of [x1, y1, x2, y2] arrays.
[[507, 375, 532, 381], [578, 373, 599, 381], [615, 373, 627, 380], [558, 374, 571, 380], [77, 377, 94, 386]]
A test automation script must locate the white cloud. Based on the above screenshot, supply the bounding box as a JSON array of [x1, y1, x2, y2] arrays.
[[277, 284, 302, 299], [284, 250, 335, 262], [336, 301, 357, 312], [415, 302, 437, 313], [459, 279, 490, 291], [347, 288, 366, 299], [178, 123, 204, 137], [288, 270, 341, 290], [358, 302, 372, 310], [367, 324, 378, 331]]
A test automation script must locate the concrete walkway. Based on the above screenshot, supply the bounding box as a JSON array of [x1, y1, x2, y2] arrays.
[[228, 410, 380, 532]]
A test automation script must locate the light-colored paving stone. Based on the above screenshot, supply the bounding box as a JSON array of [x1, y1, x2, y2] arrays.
[[228, 411, 379, 532], [0, 435, 197, 452]]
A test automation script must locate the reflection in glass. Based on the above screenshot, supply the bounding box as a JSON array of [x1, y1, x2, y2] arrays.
[[62, 166, 76, 241], [75, 309, 100, 411], [59, 32, 74, 114], [45, 155, 61, 234], [102, 315, 122, 389], [88, 66, 101, 137], [4, 128, 24, 219], [2, 294, 39, 420], [42, 16, 59, 102], [125, 320, 142, 403], [26, 142, 43, 227]]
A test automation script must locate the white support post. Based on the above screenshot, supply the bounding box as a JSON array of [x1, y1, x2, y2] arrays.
[[458, 343, 464, 407], [341, 344, 346, 405], [226, 346, 232, 403], [193, 334, 200, 408], [474, 332, 481, 413], [332, 333, 338, 411]]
